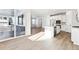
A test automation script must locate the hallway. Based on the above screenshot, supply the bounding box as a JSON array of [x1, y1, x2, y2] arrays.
[[31, 27, 43, 35], [0, 31, 79, 50]]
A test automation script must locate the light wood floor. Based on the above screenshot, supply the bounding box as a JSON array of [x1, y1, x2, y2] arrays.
[[31, 27, 44, 35], [0, 31, 79, 50]]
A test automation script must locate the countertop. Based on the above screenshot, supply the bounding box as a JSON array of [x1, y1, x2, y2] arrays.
[[72, 26, 79, 28]]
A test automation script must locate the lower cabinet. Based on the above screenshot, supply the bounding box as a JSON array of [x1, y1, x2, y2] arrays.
[[16, 26, 25, 36], [71, 27, 79, 45], [61, 24, 71, 33]]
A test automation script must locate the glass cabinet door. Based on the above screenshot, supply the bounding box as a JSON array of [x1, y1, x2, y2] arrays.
[[16, 14, 25, 36]]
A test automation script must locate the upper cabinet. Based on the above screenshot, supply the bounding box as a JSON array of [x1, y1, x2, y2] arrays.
[[77, 10, 79, 23], [72, 10, 79, 26], [66, 11, 73, 25]]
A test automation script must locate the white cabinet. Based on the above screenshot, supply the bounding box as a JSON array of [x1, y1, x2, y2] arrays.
[[56, 26, 61, 34], [66, 11, 72, 25], [71, 27, 79, 45], [72, 10, 79, 26], [61, 15, 66, 22], [61, 24, 71, 33], [65, 25, 71, 33], [61, 11, 73, 33], [44, 26, 54, 39], [61, 25, 66, 31]]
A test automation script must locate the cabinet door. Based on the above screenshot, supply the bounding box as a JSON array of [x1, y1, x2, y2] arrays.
[[61, 25, 66, 31], [65, 25, 71, 33], [61, 25, 71, 33], [66, 11, 72, 25], [61, 15, 66, 22], [56, 26, 61, 34], [71, 28, 79, 44]]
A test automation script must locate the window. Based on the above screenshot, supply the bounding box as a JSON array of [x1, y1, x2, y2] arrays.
[[9, 17, 13, 25], [18, 14, 24, 25], [3, 17, 7, 20], [0, 17, 2, 20]]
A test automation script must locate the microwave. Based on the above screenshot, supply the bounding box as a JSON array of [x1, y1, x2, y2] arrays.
[[56, 20, 61, 24]]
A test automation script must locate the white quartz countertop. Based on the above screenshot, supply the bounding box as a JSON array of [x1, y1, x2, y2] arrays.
[[71, 27, 79, 45], [72, 26, 79, 28]]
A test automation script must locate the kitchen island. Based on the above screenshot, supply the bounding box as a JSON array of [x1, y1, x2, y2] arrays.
[[71, 26, 79, 45]]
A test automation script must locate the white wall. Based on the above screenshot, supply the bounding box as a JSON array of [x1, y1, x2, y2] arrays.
[[24, 10, 31, 35], [43, 15, 51, 27], [42, 16, 46, 28]]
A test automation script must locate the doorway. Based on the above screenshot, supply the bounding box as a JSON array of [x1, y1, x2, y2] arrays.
[[31, 17, 42, 35]]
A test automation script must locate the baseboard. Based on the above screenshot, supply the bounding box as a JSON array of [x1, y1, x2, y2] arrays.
[[0, 35, 26, 42]]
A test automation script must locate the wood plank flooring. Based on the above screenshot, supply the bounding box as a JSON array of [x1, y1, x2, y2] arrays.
[[31, 27, 43, 35], [0, 31, 79, 50]]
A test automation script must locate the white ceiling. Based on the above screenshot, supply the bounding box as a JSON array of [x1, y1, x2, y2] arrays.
[[0, 9, 76, 17], [0, 9, 24, 16], [31, 9, 76, 16], [31, 9, 51, 16]]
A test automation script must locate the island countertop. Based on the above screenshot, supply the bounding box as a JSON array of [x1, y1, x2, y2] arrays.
[[72, 26, 79, 28], [71, 27, 79, 45]]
